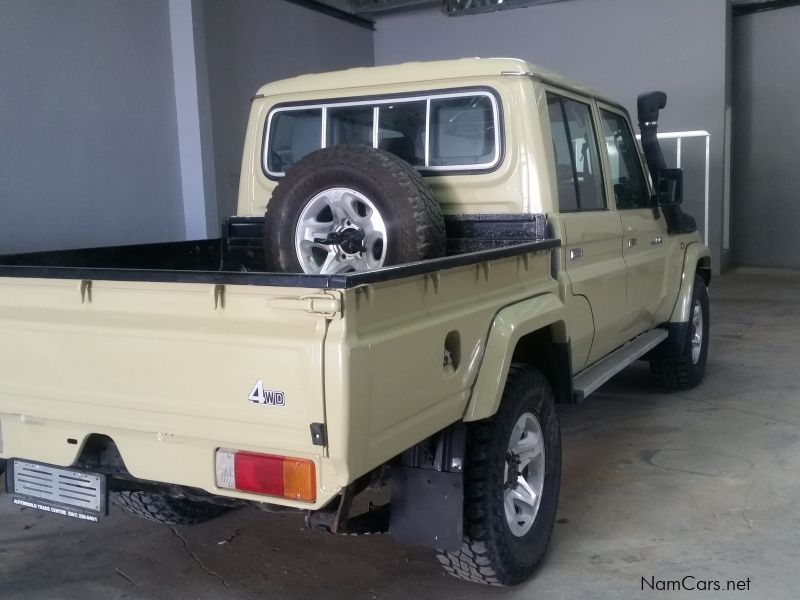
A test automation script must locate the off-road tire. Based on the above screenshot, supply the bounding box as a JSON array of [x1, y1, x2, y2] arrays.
[[263, 145, 445, 273], [436, 364, 562, 586], [111, 490, 228, 526], [650, 274, 710, 389]]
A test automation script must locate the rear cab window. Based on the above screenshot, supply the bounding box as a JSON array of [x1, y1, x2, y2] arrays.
[[263, 89, 501, 177]]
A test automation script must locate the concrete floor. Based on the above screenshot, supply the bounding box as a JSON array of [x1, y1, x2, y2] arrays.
[[3, 269, 800, 599]]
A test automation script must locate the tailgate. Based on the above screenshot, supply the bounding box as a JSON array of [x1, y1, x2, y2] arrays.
[[0, 277, 337, 500]]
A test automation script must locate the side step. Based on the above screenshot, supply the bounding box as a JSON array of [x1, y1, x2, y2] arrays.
[[572, 329, 668, 402]]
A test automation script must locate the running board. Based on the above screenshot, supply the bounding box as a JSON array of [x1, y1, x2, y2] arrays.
[[572, 329, 668, 402]]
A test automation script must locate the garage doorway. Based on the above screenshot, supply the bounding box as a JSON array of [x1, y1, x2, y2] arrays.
[[733, 3, 800, 268]]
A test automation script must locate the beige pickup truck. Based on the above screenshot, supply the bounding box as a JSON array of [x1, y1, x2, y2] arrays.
[[0, 58, 710, 586]]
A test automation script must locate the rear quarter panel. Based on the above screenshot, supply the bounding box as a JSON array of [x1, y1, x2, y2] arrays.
[[324, 249, 558, 487]]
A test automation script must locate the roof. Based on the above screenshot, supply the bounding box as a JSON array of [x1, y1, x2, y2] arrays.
[[255, 57, 615, 105]]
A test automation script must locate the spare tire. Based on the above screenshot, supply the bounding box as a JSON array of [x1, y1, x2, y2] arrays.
[[263, 145, 445, 274]]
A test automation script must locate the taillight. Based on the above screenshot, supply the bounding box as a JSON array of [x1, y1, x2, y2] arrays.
[[215, 449, 316, 502]]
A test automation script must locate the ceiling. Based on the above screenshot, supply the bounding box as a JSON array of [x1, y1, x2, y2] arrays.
[[313, 0, 561, 16], [310, 0, 798, 17]]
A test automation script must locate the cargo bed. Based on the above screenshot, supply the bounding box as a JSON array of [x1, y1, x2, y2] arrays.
[[0, 215, 555, 287], [0, 215, 560, 511]]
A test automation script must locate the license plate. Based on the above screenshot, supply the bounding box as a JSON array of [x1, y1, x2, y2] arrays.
[[7, 459, 107, 522]]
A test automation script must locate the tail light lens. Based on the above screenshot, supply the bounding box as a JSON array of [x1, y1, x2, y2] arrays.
[[215, 449, 316, 502]]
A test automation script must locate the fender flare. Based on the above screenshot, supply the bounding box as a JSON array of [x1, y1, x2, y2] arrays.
[[670, 242, 712, 323], [464, 293, 565, 422]]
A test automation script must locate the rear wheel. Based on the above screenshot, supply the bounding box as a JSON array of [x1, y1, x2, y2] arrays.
[[111, 490, 228, 526], [436, 364, 561, 586]]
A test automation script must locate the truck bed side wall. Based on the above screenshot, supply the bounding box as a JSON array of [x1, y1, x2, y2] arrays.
[[324, 249, 558, 485]]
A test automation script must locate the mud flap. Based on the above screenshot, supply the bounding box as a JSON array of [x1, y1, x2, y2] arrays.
[[390, 466, 463, 551], [389, 422, 466, 551]]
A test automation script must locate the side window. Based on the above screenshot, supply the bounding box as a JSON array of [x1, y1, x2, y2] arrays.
[[267, 109, 322, 173], [377, 101, 426, 165], [601, 110, 649, 210], [430, 95, 496, 166], [546, 93, 606, 212], [547, 95, 578, 212], [327, 106, 373, 147]]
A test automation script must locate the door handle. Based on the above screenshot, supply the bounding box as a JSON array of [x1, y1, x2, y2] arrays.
[[628, 238, 638, 248], [651, 236, 663, 245], [570, 248, 584, 260]]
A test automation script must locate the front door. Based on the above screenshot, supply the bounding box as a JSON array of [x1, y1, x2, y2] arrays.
[[599, 107, 669, 332]]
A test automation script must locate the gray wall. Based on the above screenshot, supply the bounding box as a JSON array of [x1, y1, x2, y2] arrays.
[[202, 0, 375, 221], [0, 0, 373, 254], [374, 0, 730, 273], [0, 0, 184, 253], [732, 6, 800, 268]]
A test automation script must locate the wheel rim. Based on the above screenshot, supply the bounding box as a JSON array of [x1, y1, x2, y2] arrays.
[[294, 187, 387, 275], [504, 412, 546, 537], [691, 298, 704, 364]]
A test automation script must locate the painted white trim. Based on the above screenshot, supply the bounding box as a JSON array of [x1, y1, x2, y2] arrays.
[[372, 106, 380, 147], [651, 130, 710, 140], [321, 106, 328, 149], [424, 98, 431, 168], [169, 0, 210, 239]]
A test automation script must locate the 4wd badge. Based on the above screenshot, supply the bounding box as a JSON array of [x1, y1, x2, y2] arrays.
[[248, 380, 285, 406]]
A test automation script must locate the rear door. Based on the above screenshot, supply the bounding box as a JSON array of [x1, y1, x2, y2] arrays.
[[598, 107, 669, 330], [545, 91, 627, 368]]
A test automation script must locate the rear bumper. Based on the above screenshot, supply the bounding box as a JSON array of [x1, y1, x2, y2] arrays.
[[0, 413, 341, 510]]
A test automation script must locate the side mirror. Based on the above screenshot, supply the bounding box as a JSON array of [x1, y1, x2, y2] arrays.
[[657, 168, 683, 207]]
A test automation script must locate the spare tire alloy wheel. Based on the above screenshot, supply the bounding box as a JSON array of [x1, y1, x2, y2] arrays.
[[295, 187, 387, 274], [263, 145, 445, 274]]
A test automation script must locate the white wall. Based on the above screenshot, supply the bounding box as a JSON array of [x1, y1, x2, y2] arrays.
[[0, 0, 375, 253], [373, 0, 730, 272]]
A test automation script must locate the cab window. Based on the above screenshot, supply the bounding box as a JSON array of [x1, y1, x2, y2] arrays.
[[546, 93, 605, 212], [265, 90, 500, 176], [601, 110, 650, 210]]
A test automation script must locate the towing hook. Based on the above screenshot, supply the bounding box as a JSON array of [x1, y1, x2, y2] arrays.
[[314, 228, 367, 254]]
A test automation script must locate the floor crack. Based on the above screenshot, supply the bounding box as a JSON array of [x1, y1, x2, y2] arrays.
[[742, 478, 756, 529], [115, 567, 135, 585], [675, 393, 800, 430], [170, 527, 253, 600]]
